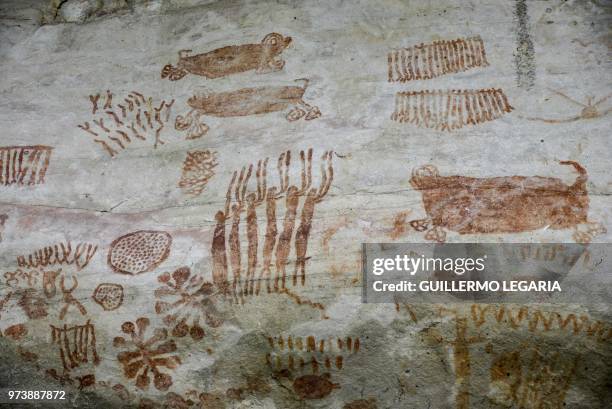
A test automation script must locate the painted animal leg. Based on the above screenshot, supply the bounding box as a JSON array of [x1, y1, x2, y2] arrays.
[[175, 110, 209, 139], [409, 218, 431, 232], [256, 56, 285, 74], [425, 226, 447, 243], [573, 222, 607, 244], [296, 99, 322, 120], [161, 64, 188, 81], [286, 107, 306, 121]]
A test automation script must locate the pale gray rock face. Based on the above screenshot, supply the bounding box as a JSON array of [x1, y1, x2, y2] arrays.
[[0, 1, 610, 408], [58, 0, 98, 23]]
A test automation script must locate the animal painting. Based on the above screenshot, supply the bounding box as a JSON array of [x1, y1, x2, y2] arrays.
[[409, 161, 604, 243], [175, 79, 321, 139], [161, 33, 292, 81]]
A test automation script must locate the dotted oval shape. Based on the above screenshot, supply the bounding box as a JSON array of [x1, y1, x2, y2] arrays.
[[92, 283, 124, 310], [108, 230, 172, 275]]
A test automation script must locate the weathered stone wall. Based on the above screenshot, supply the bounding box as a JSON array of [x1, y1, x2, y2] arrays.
[[0, 0, 610, 408]]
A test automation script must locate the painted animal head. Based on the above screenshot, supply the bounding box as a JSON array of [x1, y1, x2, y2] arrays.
[[261, 33, 292, 53], [410, 165, 439, 190]]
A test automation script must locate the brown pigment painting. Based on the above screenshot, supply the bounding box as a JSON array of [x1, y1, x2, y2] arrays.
[[1, 1, 611, 408]]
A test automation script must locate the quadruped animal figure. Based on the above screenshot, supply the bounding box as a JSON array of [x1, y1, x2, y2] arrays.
[[409, 161, 605, 243], [161, 33, 292, 81], [175, 79, 321, 139]]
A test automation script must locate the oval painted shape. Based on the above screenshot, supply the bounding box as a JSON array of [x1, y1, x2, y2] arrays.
[[4, 323, 27, 340], [108, 230, 172, 275], [92, 283, 124, 310], [293, 374, 339, 400]]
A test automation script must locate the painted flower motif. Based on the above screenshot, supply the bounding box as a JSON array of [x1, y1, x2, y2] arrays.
[[113, 317, 181, 391], [155, 267, 223, 341]]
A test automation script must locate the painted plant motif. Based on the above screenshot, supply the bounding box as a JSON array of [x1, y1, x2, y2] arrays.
[[113, 317, 181, 391], [391, 89, 513, 131], [178, 150, 219, 196], [161, 33, 292, 81], [408, 161, 605, 243], [175, 79, 321, 139], [78, 90, 174, 157], [211, 149, 332, 315], [154, 267, 223, 340]]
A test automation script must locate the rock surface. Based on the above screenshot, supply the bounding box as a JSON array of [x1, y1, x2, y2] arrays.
[[0, 0, 610, 408]]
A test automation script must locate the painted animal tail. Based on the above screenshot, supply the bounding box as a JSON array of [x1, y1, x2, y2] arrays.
[[559, 160, 587, 192], [294, 78, 310, 89], [161, 64, 187, 81]]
